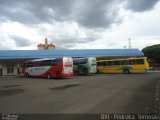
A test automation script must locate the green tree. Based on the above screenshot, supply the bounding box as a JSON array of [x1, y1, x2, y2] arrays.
[[142, 44, 160, 66]]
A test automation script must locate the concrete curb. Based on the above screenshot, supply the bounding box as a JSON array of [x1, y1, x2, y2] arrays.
[[147, 71, 160, 72]]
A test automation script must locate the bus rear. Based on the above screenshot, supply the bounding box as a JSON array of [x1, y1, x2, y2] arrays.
[[88, 57, 97, 73], [132, 57, 149, 72], [144, 57, 149, 71], [62, 57, 73, 77]]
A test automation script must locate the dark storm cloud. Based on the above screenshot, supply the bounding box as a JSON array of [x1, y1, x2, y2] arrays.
[[124, 0, 159, 12], [0, 0, 121, 28], [0, 0, 74, 24], [11, 36, 32, 47], [0, 0, 159, 28], [0, 0, 37, 23], [76, 0, 122, 28]]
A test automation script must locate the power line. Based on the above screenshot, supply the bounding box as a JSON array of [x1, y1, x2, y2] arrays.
[[128, 38, 132, 49]]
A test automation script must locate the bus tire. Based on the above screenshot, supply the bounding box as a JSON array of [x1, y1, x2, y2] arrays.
[[26, 73, 29, 78], [47, 73, 51, 79], [123, 69, 129, 74]]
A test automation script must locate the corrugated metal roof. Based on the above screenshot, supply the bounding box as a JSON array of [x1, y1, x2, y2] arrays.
[[0, 49, 144, 59]]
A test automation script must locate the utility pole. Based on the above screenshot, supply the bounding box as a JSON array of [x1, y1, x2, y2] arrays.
[[128, 38, 132, 49]]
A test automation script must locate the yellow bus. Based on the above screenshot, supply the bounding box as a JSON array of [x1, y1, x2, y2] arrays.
[[97, 57, 149, 74]]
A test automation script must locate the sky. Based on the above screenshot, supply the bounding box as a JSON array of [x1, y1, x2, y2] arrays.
[[0, 0, 160, 50]]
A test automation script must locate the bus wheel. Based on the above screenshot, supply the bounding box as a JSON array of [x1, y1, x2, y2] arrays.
[[26, 73, 29, 78], [123, 69, 129, 74], [47, 73, 51, 79]]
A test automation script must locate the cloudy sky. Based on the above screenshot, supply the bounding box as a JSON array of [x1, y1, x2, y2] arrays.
[[0, 0, 160, 50]]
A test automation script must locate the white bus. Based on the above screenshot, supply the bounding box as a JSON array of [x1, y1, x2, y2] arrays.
[[22, 57, 73, 78], [73, 57, 97, 75]]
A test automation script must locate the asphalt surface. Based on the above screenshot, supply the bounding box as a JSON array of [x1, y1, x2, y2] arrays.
[[0, 72, 159, 114]]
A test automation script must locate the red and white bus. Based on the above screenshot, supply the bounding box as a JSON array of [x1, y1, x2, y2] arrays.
[[22, 57, 73, 78]]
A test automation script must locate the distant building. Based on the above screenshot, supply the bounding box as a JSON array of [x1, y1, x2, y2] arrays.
[[37, 38, 55, 50]]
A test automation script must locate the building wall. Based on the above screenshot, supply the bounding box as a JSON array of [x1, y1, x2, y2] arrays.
[[0, 60, 24, 76], [37, 45, 44, 50], [2, 63, 16, 76], [48, 46, 54, 50], [37, 38, 55, 50]]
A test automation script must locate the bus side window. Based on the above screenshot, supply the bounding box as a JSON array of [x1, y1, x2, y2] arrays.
[[30, 62, 33, 67], [121, 60, 128, 65], [37, 61, 41, 67], [108, 61, 113, 66], [51, 59, 60, 66], [22, 63, 26, 68], [129, 60, 135, 65], [97, 61, 107, 66], [26, 62, 33, 67], [97, 62, 101, 66], [102, 62, 106, 66], [55, 59, 61, 65], [105, 61, 108, 66], [40, 60, 50, 66], [136, 59, 144, 64], [33, 61, 41, 67], [114, 61, 120, 65], [32, 62, 37, 67]]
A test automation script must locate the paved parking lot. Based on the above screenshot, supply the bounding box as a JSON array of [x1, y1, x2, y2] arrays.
[[0, 72, 160, 114]]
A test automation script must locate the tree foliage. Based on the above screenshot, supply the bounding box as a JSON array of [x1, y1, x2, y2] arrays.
[[142, 44, 160, 66]]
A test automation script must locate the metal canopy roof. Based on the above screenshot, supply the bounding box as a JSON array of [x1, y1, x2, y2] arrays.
[[0, 49, 144, 60]]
